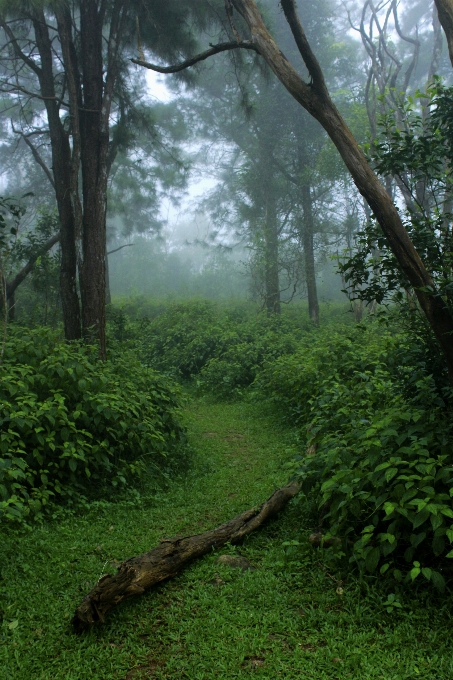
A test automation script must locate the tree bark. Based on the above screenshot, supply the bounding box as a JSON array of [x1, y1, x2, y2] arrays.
[[79, 0, 108, 357], [264, 188, 280, 314], [6, 232, 60, 301], [72, 479, 301, 633], [31, 10, 82, 341], [435, 0, 453, 68], [300, 183, 319, 324]]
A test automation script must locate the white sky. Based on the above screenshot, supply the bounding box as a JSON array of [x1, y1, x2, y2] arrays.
[[145, 70, 218, 230]]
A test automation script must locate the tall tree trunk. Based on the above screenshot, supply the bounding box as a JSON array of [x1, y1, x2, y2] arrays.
[[32, 11, 81, 341], [300, 184, 319, 324], [79, 1, 109, 358], [105, 244, 112, 306], [264, 189, 280, 314]]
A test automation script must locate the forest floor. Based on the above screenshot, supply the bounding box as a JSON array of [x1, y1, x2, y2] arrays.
[[2, 396, 453, 680]]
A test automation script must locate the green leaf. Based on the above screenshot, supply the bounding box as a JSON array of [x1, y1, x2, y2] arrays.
[[410, 566, 420, 581], [421, 568, 432, 581], [8, 620, 18, 630], [365, 547, 380, 573], [431, 571, 446, 593], [385, 467, 398, 482]]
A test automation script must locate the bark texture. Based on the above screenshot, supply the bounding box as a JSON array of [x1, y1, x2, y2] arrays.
[[300, 183, 319, 325], [72, 480, 301, 633], [264, 187, 281, 314], [435, 0, 453, 68], [30, 10, 82, 341]]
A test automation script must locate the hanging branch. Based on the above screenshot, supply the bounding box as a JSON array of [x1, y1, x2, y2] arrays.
[[131, 41, 259, 73]]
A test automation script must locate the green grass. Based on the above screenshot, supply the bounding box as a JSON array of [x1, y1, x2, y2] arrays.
[[2, 397, 453, 679]]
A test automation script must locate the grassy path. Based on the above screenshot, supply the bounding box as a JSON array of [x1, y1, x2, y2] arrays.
[[2, 397, 453, 679]]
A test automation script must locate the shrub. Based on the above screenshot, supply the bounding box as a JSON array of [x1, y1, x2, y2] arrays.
[[116, 300, 306, 394], [0, 327, 188, 523], [259, 324, 453, 588]]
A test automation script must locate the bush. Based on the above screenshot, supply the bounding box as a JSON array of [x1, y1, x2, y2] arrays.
[[0, 327, 188, 523], [109, 300, 308, 395], [259, 324, 453, 588]]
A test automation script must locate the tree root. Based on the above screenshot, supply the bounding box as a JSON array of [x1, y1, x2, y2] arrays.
[[72, 480, 301, 633]]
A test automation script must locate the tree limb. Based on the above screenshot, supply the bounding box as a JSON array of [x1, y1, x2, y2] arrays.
[[131, 40, 259, 73], [279, 0, 326, 93], [11, 123, 55, 189], [6, 232, 60, 299], [72, 479, 301, 632], [107, 243, 134, 255]]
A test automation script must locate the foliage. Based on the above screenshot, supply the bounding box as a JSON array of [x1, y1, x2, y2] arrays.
[[12, 207, 61, 325], [2, 397, 453, 679], [108, 300, 310, 395], [0, 327, 188, 524], [259, 323, 453, 588], [338, 80, 453, 314]]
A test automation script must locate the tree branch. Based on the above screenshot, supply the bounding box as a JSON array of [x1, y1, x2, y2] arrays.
[[107, 243, 134, 255], [6, 232, 60, 299], [279, 0, 326, 93], [0, 18, 42, 77], [11, 123, 55, 189], [131, 40, 259, 73]]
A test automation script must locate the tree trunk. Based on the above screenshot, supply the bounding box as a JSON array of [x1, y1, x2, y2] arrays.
[[263, 187, 280, 314], [435, 0, 453, 68], [105, 243, 112, 305], [72, 479, 301, 633], [79, 0, 108, 358], [231, 0, 453, 384], [32, 11, 81, 341], [300, 186, 319, 325], [6, 232, 60, 302]]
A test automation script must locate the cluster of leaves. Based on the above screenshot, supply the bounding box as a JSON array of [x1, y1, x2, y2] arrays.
[[338, 80, 453, 310], [258, 323, 453, 589], [108, 301, 307, 397], [0, 327, 188, 524]]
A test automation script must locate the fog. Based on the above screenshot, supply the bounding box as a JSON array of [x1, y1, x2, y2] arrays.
[[0, 0, 448, 317]]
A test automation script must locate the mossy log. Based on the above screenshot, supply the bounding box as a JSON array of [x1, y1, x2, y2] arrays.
[[72, 480, 301, 633]]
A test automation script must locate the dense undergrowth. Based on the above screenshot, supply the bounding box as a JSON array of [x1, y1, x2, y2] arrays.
[[2, 297, 453, 592], [0, 326, 188, 524], [107, 299, 453, 589]]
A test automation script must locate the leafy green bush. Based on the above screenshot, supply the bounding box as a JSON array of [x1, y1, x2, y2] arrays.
[[0, 327, 188, 523], [199, 321, 299, 398], [259, 324, 453, 588], [110, 300, 307, 395]]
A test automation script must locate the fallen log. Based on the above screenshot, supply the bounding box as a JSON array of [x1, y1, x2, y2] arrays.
[[72, 480, 301, 633]]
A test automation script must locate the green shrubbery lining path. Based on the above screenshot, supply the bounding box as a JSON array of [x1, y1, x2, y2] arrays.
[[2, 395, 453, 679]]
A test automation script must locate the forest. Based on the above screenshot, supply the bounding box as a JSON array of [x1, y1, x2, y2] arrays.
[[1, 0, 453, 678]]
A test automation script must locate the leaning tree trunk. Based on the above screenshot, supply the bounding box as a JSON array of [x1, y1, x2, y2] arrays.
[[435, 0, 453, 68], [72, 480, 301, 633]]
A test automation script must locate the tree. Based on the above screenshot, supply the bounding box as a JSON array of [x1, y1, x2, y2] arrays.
[[435, 0, 453, 67], [0, 0, 211, 356], [134, 0, 453, 383]]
